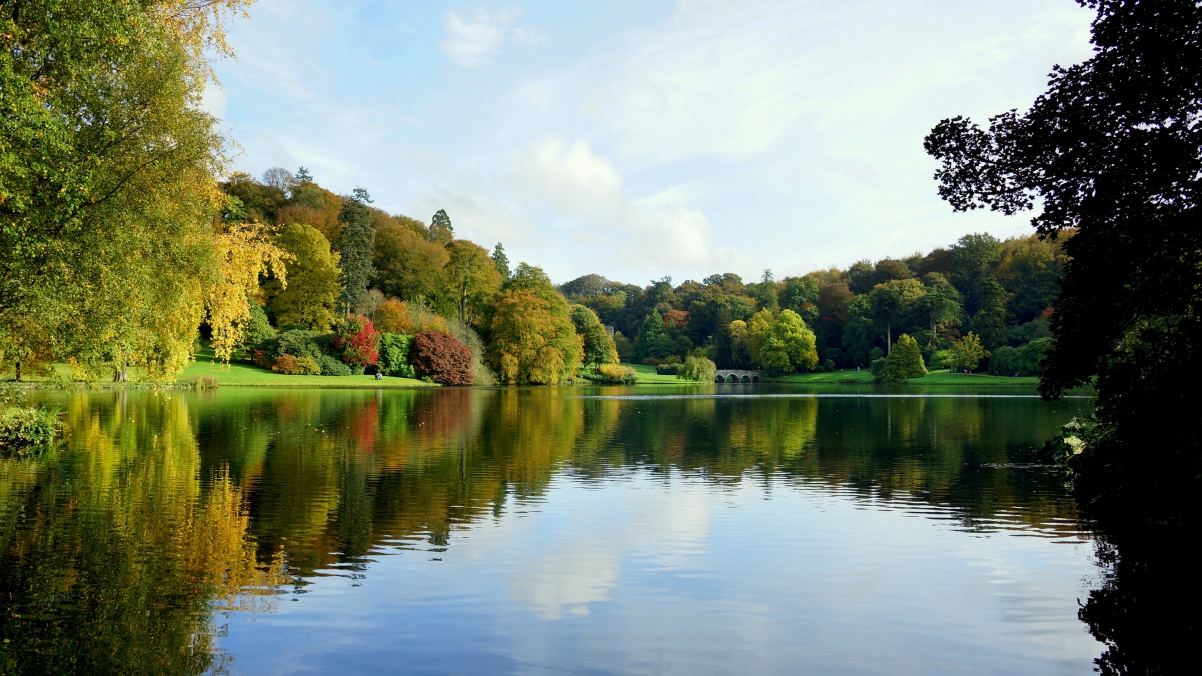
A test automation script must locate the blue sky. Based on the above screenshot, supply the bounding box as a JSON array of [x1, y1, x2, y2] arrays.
[[209, 0, 1095, 285]]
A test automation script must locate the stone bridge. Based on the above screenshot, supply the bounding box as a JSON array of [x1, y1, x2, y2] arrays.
[[715, 369, 763, 383]]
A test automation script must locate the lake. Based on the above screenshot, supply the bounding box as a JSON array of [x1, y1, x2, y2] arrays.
[[2, 385, 1111, 674]]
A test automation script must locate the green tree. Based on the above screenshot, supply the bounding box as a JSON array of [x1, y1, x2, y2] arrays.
[[445, 240, 501, 325], [634, 310, 667, 361], [571, 305, 618, 370], [492, 243, 510, 281], [917, 273, 963, 336], [877, 333, 927, 382], [266, 224, 341, 331], [868, 279, 925, 353], [946, 333, 988, 372], [429, 209, 454, 245], [970, 278, 1008, 351], [759, 309, 819, 373], [745, 308, 775, 365], [373, 218, 448, 302], [336, 191, 375, 314], [678, 355, 717, 382]]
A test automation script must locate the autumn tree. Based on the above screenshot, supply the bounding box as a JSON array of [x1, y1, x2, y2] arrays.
[[374, 220, 448, 302], [265, 224, 341, 331], [374, 300, 412, 334], [0, 0, 256, 381], [487, 264, 582, 384]]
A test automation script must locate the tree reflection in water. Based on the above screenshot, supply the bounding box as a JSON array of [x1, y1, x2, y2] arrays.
[[1, 387, 1186, 673]]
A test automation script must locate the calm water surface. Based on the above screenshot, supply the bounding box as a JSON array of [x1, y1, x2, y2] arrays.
[[2, 385, 1105, 674]]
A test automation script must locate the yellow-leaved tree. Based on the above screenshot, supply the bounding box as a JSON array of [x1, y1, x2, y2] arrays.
[[487, 264, 582, 385], [1, 0, 258, 381]]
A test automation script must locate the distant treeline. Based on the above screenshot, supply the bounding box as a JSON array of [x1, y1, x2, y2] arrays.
[[560, 232, 1068, 372]]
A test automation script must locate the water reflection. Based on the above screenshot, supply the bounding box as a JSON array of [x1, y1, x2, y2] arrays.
[[0, 386, 1173, 673]]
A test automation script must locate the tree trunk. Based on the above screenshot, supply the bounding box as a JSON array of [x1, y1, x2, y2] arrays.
[[14, 361, 20, 382], [886, 324, 892, 355]]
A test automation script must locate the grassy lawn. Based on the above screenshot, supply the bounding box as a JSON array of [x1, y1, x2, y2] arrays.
[[772, 368, 1040, 386], [623, 363, 691, 384], [177, 356, 435, 388], [8, 346, 434, 389]]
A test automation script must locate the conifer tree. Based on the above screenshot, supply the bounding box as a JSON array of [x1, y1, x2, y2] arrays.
[[336, 189, 376, 315]]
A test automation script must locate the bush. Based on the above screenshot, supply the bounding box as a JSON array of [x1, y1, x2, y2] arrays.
[[379, 333, 416, 378], [870, 357, 886, 378], [656, 363, 684, 375], [317, 354, 351, 376], [596, 364, 638, 384], [642, 357, 662, 366], [410, 330, 473, 385], [237, 300, 277, 358], [272, 354, 321, 375], [678, 356, 717, 382], [876, 334, 928, 383], [252, 349, 274, 369], [332, 314, 380, 367], [929, 349, 954, 370], [0, 406, 63, 453], [374, 299, 411, 334], [270, 329, 324, 361]]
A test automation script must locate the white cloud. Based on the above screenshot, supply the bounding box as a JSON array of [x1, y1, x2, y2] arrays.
[[439, 7, 545, 69], [512, 138, 735, 271]]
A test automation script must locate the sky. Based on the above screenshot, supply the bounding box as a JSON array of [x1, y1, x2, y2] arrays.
[[209, 0, 1096, 286]]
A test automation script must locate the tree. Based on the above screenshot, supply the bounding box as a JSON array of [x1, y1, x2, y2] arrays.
[[336, 195, 375, 314], [0, 0, 254, 381], [374, 300, 412, 334], [759, 309, 819, 373], [745, 308, 775, 365], [970, 278, 1008, 351], [445, 240, 501, 325], [571, 305, 618, 370], [634, 310, 668, 361], [948, 233, 1003, 315], [877, 334, 927, 382], [560, 274, 610, 299], [205, 224, 291, 363], [487, 264, 582, 384], [374, 220, 448, 302], [429, 209, 454, 245], [946, 333, 988, 372], [493, 243, 510, 281], [489, 289, 582, 384], [410, 330, 473, 385], [265, 224, 341, 331], [868, 279, 925, 353], [678, 356, 717, 382], [917, 273, 963, 336], [847, 261, 876, 295]]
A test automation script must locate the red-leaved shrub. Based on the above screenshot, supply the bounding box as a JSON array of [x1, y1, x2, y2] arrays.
[[410, 330, 473, 385], [332, 314, 380, 367]]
